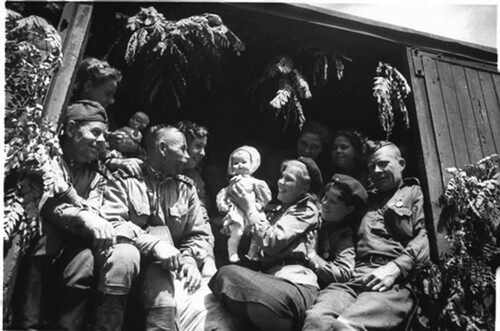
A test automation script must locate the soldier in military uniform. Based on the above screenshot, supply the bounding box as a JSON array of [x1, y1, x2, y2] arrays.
[[13, 100, 116, 330], [302, 141, 430, 331], [94, 125, 213, 331]]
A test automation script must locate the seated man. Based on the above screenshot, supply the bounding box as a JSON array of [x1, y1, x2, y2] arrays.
[[302, 141, 430, 330], [13, 100, 116, 331], [95, 125, 231, 331]]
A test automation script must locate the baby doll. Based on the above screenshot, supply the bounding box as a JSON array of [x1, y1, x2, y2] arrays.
[[216, 146, 271, 263], [108, 111, 150, 158]]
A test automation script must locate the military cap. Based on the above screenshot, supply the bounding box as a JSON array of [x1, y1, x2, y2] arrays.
[[328, 173, 368, 207], [297, 156, 323, 195], [62, 100, 108, 124]]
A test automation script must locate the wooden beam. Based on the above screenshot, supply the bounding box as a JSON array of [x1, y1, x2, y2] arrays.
[[43, 3, 93, 126]]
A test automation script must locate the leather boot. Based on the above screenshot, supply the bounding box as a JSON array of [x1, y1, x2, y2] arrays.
[[93, 293, 128, 331], [145, 307, 177, 331], [56, 287, 89, 330]]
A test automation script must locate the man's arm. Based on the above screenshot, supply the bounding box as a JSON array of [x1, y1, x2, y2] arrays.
[[100, 172, 162, 255], [177, 183, 213, 269], [391, 185, 430, 278]]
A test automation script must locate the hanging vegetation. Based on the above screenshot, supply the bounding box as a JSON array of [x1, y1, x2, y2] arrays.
[[311, 49, 347, 86], [372, 61, 411, 140], [250, 55, 312, 130], [413, 155, 499, 330], [4, 10, 63, 251], [109, 6, 244, 110]]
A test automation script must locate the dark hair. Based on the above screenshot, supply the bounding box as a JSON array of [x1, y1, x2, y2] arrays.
[[332, 129, 368, 171], [73, 57, 122, 97], [174, 120, 209, 145], [300, 120, 333, 150]]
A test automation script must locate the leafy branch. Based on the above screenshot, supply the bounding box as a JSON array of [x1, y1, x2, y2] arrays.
[[251, 55, 312, 130], [373, 61, 411, 140], [4, 10, 63, 251], [111, 6, 244, 110], [413, 155, 499, 330]]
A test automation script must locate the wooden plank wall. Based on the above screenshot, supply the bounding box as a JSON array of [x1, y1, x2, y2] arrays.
[[406, 48, 500, 257]]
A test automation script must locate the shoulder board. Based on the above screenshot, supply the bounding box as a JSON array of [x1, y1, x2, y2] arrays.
[[175, 174, 195, 186], [402, 177, 420, 186]]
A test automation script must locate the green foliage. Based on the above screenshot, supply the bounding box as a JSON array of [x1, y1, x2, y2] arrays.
[[4, 10, 63, 251], [373, 61, 411, 140], [111, 6, 244, 110], [414, 155, 499, 331]]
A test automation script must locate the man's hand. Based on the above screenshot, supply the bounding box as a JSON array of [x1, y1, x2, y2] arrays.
[[79, 211, 116, 251], [305, 230, 318, 259], [362, 261, 401, 292], [180, 263, 202, 293], [108, 158, 144, 178], [152, 241, 182, 272]]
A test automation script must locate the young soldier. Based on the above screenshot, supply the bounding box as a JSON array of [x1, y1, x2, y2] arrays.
[[302, 141, 430, 330]]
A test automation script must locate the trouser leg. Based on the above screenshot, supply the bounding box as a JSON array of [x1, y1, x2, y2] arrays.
[[54, 246, 95, 331], [93, 243, 141, 331], [335, 284, 414, 331], [302, 283, 357, 331], [141, 262, 177, 331]]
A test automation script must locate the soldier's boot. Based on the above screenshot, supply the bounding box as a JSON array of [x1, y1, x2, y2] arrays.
[[93, 293, 128, 331], [56, 287, 89, 330]]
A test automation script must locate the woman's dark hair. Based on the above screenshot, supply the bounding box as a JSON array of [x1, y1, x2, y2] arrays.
[[175, 120, 209, 145], [300, 120, 333, 150], [332, 129, 368, 171], [73, 57, 122, 98]]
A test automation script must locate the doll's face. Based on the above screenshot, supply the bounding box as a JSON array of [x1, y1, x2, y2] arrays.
[[231, 150, 252, 175], [129, 113, 148, 131], [320, 188, 353, 225]]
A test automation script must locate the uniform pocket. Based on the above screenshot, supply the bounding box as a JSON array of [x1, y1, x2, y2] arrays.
[[384, 203, 413, 243]]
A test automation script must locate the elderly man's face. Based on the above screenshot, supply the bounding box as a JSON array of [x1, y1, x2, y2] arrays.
[[159, 129, 190, 176]]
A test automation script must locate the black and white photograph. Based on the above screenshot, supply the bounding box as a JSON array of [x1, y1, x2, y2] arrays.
[[3, 2, 499, 330]]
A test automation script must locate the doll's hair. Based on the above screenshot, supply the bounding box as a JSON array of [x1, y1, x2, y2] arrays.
[[175, 120, 209, 145], [73, 57, 122, 97]]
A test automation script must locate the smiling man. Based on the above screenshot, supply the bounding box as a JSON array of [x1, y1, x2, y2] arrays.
[[95, 125, 214, 331], [302, 140, 430, 331], [13, 100, 117, 331]]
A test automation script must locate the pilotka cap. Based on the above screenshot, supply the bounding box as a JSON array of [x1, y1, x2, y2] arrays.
[[329, 173, 368, 207]]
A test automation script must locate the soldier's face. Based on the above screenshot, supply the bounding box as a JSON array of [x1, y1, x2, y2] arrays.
[[67, 121, 108, 163], [160, 130, 190, 176], [368, 146, 405, 192]]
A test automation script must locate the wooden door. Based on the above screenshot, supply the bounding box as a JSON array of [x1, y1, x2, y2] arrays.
[[406, 47, 500, 257]]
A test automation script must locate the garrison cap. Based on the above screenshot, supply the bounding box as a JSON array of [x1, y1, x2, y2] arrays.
[[297, 156, 323, 195], [366, 140, 397, 156], [62, 100, 108, 124], [328, 173, 368, 207]]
